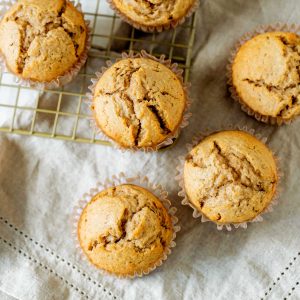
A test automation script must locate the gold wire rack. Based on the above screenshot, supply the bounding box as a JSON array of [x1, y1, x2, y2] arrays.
[[0, 0, 197, 147]]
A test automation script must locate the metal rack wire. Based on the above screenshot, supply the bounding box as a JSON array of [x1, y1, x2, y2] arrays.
[[0, 0, 197, 147]]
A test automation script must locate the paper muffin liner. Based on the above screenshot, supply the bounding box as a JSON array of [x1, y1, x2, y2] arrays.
[[86, 50, 192, 152], [227, 23, 300, 125], [0, 0, 91, 90], [175, 125, 282, 231], [107, 0, 200, 33], [72, 172, 180, 278]]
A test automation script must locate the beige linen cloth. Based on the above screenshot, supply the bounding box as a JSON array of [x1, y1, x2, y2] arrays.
[[1, 0, 300, 299]]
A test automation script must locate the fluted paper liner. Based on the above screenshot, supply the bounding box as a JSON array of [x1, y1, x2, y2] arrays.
[[175, 126, 282, 231], [227, 23, 300, 125], [0, 0, 91, 90], [72, 172, 180, 278], [107, 0, 200, 33], [87, 50, 192, 152]]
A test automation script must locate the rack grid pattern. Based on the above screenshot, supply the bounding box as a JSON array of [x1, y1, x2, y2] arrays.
[[0, 0, 197, 146]]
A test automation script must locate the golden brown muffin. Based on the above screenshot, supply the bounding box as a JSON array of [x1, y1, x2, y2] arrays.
[[110, 0, 197, 32], [0, 0, 87, 83], [183, 130, 278, 225], [232, 32, 300, 123], [78, 184, 174, 277], [92, 57, 186, 149]]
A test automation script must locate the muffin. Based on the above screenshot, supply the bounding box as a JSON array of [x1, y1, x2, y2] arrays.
[[0, 0, 88, 85], [109, 0, 198, 32], [92, 56, 187, 150], [231, 31, 300, 124], [183, 130, 278, 225], [77, 184, 174, 277]]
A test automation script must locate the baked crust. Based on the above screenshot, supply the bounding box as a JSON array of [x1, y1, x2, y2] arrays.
[[0, 0, 87, 82], [78, 184, 174, 276], [184, 130, 278, 224], [232, 32, 300, 122], [111, 0, 196, 29], [92, 57, 186, 149]]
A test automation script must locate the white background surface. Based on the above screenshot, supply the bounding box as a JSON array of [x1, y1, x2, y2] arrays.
[[0, 0, 300, 299]]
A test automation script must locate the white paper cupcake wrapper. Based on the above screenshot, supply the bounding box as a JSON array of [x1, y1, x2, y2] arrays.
[[227, 23, 300, 125], [72, 172, 180, 278], [0, 0, 91, 90], [107, 0, 200, 33], [86, 50, 192, 152], [175, 125, 282, 231]]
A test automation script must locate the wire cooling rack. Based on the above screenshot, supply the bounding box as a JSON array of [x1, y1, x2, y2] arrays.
[[0, 0, 197, 146]]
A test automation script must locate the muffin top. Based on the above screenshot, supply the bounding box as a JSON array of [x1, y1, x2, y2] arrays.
[[92, 57, 186, 149], [184, 130, 278, 224], [0, 0, 87, 82], [232, 32, 300, 122], [111, 0, 196, 29], [78, 184, 174, 276]]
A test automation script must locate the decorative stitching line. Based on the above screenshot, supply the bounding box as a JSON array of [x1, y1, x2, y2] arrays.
[[261, 251, 300, 299], [283, 281, 300, 299], [0, 216, 118, 300], [0, 235, 89, 299]]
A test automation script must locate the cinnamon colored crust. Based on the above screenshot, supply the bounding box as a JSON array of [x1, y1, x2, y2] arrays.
[[110, 0, 197, 31], [232, 31, 300, 123], [92, 57, 186, 149], [78, 184, 174, 277], [0, 0, 87, 83], [184, 130, 278, 224]]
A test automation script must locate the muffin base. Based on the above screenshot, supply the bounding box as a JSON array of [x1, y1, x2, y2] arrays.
[[72, 172, 180, 278], [87, 50, 192, 152], [175, 126, 281, 231], [227, 23, 300, 125], [0, 0, 91, 90], [107, 0, 200, 33]]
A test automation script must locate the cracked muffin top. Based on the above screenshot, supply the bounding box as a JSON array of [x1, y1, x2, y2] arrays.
[[0, 0, 87, 82], [110, 0, 196, 31], [92, 57, 186, 149], [183, 130, 278, 225], [78, 184, 174, 276], [232, 32, 300, 123]]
